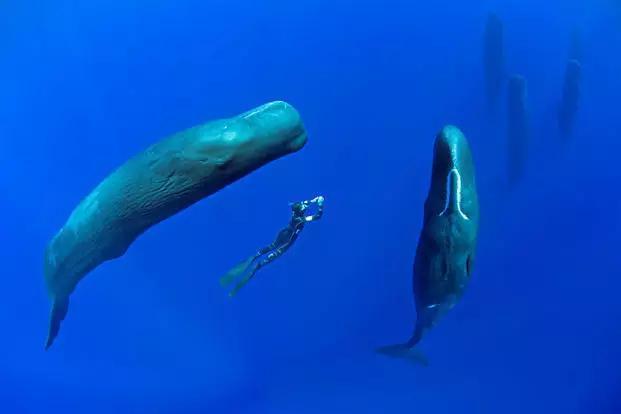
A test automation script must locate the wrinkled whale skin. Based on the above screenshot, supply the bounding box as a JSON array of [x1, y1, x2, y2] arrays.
[[44, 100, 307, 349]]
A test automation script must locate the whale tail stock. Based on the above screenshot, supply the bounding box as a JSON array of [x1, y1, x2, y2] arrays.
[[45, 296, 70, 350]]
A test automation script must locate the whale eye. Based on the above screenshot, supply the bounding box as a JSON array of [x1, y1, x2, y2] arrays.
[[466, 255, 473, 277]]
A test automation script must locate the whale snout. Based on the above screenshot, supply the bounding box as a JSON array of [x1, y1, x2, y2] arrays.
[[241, 100, 308, 152], [565, 59, 581, 83], [434, 125, 468, 169], [210, 101, 308, 174]]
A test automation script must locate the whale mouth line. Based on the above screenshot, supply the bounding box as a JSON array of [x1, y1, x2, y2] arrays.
[[439, 168, 470, 220]]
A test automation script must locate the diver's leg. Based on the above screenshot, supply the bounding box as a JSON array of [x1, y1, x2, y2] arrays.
[[220, 238, 281, 287], [256, 244, 274, 257], [225, 227, 298, 296], [272, 228, 295, 250], [227, 246, 287, 297]]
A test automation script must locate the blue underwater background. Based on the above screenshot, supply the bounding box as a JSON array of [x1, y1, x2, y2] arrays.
[[1, 0, 621, 412]]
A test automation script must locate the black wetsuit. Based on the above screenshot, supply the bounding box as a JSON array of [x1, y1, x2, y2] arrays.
[[252, 199, 323, 270]]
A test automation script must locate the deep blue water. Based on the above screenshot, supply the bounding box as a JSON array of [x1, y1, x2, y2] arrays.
[[1, 0, 620, 412]]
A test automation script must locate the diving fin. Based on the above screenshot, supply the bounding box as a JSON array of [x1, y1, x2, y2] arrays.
[[45, 296, 70, 350], [219, 256, 255, 287], [227, 266, 259, 297]]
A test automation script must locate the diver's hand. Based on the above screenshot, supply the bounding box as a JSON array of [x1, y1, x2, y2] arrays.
[[303, 195, 325, 222]]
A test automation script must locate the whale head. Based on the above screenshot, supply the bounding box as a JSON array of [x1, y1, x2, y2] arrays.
[[191, 101, 307, 177], [426, 125, 478, 224]]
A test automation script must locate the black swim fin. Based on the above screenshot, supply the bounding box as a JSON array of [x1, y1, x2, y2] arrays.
[[45, 296, 69, 350], [219, 256, 255, 287], [227, 268, 259, 297]]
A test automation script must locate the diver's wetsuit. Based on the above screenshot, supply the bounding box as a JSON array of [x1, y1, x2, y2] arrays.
[[254, 197, 324, 269], [221, 196, 324, 296]]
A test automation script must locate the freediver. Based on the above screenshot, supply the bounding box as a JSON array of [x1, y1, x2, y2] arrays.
[[220, 195, 325, 296]]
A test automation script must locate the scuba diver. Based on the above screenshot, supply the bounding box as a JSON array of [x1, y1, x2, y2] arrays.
[[220, 195, 325, 296]]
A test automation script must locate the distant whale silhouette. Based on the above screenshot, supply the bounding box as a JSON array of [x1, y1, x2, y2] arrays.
[[507, 74, 529, 188], [558, 59, 581, 141], [378, 125, 480, 362], [43, 101, 308, 349], [483, 13, 505, 112]]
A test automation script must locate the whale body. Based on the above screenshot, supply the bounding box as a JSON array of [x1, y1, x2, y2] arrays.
[[378, 125, 479, 361], [44, 100, 307, 349], [484, 13, 505, 111]]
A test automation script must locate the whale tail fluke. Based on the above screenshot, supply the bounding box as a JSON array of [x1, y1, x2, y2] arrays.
[[45, 296, 69, 350], [375, 343, 429, 366]]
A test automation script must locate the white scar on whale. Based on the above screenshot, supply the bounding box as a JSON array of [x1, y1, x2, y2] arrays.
[[439, 168, 470, 221]]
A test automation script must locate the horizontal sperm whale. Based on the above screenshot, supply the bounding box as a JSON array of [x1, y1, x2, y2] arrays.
[[378, 125, 479, 362], [44, 100, 308, 349]]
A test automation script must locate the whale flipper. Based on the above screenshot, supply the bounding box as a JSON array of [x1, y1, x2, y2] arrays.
[[45, 296, 69, 350]]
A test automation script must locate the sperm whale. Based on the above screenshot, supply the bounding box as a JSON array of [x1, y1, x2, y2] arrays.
[[378, 125, 479, 361], [44, 101, 308, 349], [558, 59, 581, 141], [507, 74, 529, 188]]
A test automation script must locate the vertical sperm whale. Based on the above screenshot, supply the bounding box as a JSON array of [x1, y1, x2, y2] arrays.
[[558, 59, 581, 141], [44, 101, 308, 349], [483, 13, 505, 112], [507, 74, 529, 187], [378, 125, 479, 361]]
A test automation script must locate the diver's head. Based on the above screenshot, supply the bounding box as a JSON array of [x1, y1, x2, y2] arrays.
[[290, 201, 306, 216]]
